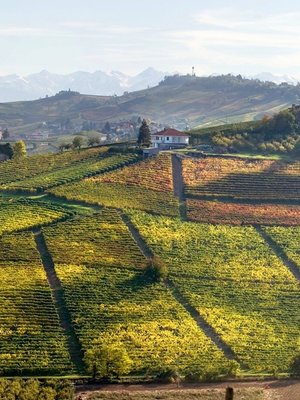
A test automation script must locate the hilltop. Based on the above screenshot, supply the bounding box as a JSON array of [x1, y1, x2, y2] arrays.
[[1, 74, 300, 136]]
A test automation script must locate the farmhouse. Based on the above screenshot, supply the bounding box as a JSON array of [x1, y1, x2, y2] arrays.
[[151, 128, 189, 149]]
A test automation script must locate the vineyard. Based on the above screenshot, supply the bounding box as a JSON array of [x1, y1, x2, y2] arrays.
[[0, 150, 299, 380], [1, 153, 138, 192], [49, 154, 179, 216], [0, 232, 73, 374], [129, 212, 300, 373], [42, 209, 232, 375], [186, 199, 300, 226], [0, 147, 108, 186], [89, 153, 174, 192], [182, 157, 300, 201], [264, 226, 300, 268], [43, 210, 146, 270], [0, 198, 71, 235]]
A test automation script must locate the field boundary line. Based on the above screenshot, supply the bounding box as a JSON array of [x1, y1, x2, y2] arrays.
[[171, 154, 187, 220], [254, 225, 300, 283], [34, 230, 84, 373], [120, 211, 239, 364], [119, 212, 153, 258], [164, 278, 238, 362]]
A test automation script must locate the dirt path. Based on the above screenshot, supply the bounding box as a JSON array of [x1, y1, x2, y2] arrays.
[[171, 154, 184, 201], [34, 230, 84, 373], [75, 379, 300, 400], [119, 212, 153, 258], [119, 211, 237, 364], [164, 278, 238, 362], [255, 225, 300, 282], [171, 154, 187, 220]]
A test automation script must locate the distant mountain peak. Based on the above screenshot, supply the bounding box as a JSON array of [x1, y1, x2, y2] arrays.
[[0, 68, 168, 102]]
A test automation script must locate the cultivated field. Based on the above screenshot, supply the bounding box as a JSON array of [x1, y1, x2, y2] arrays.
[[0, 150, 298, 383]]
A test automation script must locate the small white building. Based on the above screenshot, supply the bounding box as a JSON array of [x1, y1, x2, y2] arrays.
[[151, 128, 189, 149]]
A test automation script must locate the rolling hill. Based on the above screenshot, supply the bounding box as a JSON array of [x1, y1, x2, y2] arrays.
[[0, 147, 299, 380], [1, 74, 300, 136]]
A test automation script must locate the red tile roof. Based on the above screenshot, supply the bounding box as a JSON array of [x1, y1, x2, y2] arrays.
[[152, 128, 189, 137]]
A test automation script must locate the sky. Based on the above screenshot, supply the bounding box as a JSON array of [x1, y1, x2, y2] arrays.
[[1, 0, 300, 77]]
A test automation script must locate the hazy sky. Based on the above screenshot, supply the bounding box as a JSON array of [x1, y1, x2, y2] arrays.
[[1, 0, 300, 77]]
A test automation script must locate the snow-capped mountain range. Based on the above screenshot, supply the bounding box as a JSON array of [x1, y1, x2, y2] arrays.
[[0, 67, 168, 102], [251, 72, 300, 85]]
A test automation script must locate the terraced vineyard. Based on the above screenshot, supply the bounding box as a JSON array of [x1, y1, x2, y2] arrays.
[[90, 153, 174, 192], [264, 227, 300, 268], [49, 154, 179, 216], [0, 147, 108, 186], [0, 150, 299, 379], [0, 198, 71, 235], [43, 210, 146, 269], [2, 153, 138, 192], [42, 209, 231, 375], [186, 199, 300, 225], [181, 155, 300, 225], [182, 157, 300, 201], [0, 232, 73, 374], [129, 212, 300, 373]]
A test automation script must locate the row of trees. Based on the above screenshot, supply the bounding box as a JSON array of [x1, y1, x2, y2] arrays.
[[58, 133, 102, 152]]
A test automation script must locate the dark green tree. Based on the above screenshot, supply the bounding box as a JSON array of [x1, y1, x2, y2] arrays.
[[290, 354, 300, 376], [0, 143, 14, 159], [137, 119, 151, 147], [104, 121, 111, 133], [72, 136, 84, 150], [2, 128, 9, 139], [145, 255, 168, 282]]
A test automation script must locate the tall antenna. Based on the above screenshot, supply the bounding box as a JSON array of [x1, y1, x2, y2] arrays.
[[192, 66, 195, 77]]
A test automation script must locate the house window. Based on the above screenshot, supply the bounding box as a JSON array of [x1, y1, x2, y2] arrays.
[[166, 137, 169, 141], [156, 136, 159, 140]]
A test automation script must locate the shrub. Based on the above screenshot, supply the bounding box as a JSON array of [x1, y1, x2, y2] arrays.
[[145, 256, 168, 282], [290, 354, 300, 377]]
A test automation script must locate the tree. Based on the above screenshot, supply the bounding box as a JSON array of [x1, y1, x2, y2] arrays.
[[290, 354, 300, 376], [84, 343, 133, 380], [2, 128, 9, 140], [88, 133, 101, 146], [58, 141, 69, 152], [72, 136, 84, 150], [137, 119, 151, 147], [293, 139, 300, 157], [104, 122, 111, 133], [13, 140, 26, 159], [145, 255, 168, 282], [0, 143, 13, 159]]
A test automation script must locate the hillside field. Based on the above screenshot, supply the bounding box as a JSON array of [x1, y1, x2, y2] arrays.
[[0, 147, 299, 382]]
